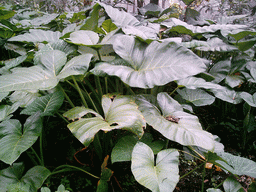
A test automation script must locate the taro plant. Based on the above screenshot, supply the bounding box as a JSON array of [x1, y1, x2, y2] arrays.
[[0, 1, 256, 191]]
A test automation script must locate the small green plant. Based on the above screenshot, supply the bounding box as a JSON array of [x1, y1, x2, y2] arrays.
[[0, 0, 256, 191]]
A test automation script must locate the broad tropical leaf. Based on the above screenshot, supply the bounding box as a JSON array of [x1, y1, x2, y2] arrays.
[[223, 176, 244, 192], [21, 91, 64, 116], [136, 93, 215, 150], [0, 51, 92, 92], [0, 113, 42, 164], [91, 35, 206, 88], [177, 76, 223, 90], [210, 87, 242, 104], [209, 61, 231, 84], [0, 163, 51, 192], [240, 92, 256, 107], [111, 133, 165, 163], [131, 142, 179, 192], [63, 94, 146, 147], [217, 152, 256, 178], [98, 2, 140, 27], [162, 18, 247, 35], [8, 29, 61, 43], [0, 103, 19, 122], [177, 88, 215, 106], [0, 55, 27, 75], [65, 30, 99, 46], [58, 53, 93, 79]]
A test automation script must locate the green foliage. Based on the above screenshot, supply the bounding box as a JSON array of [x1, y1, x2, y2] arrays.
[[0, 1, 256, 191]]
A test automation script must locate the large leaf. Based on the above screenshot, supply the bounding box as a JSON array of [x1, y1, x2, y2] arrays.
[[195, 38, 237, 52], [131, 142, 179, 192], [57, 53, 93, 79], [98, 2, 140, 27], [177, 76, 223, 90], [8, 29, 61, 43], [21, 91, 64, 116], [240, 92, 256, 107], [136, 92, 215, 151], [162, 18, 247, 35], [65, 30, 99, 46], [0, 163, 51, 192], [210, 87, 242, 104], [0, 51, 92, 93], [0, 113, 42, 164], [209, 60, 231, 83], [223, 176, 244, 192], [9, 90, 41, 108], [63, 94, 146, 147], [111, 133, 165, 163], [91, 35, 206, 88], [0, 103, 19, 122], [216, 152, 256, 178], [177, 88, 215, 106], [0, 55, 27, 75]]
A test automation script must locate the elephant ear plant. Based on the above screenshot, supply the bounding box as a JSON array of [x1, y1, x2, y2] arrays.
[[0, 1, 256, 191]]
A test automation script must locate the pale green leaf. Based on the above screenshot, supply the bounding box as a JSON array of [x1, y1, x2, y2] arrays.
[[66, 30, 99, 45], [210, 87, 242, 104], [223, 176, 244, 192], [136, 93, 215, 151], [240, 92, 256, 107], [8, 29, 61, 43], [98, 2, 140, 27], [131, 142, 179, 192], [209, 60, 231, 83], [0, 55, 27, 74], [63, 95, 146, 147], [91, 35, 206, 88], [217, 152, 256, 178], [177, 77, 223, 90], [58, 53, 93, 79], [177, 88, 215, 106]]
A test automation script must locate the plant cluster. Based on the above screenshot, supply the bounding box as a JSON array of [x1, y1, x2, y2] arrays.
[[0, 0, 256, 191]]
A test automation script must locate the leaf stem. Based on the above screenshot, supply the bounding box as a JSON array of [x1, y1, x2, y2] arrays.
[[169, 86, 179, 96], [30, 146, 42, 165], [52, 165, 100, 179], [180, 162, 205, 179], [201, 161, 207, 192], [40, 131, 44, 166], [72, 76, 88, 108], [59, 84, 75, 108]]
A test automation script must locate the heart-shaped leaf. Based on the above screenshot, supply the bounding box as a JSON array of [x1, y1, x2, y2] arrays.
[[223, 176, 244, 192], [240, 92, 256, 107], [21, 90, 64, 116], [0, 163, 51, 192], [111, 133, 165, 163], [131, 142, 179, 192], [0, 51, 92, 93], [216, 152, 256, 178], [136, 92, 215, 151], [177, 88, 215, 106], [66, 30, 99, 46], [177, 76, 224, 90], [8, 29, 61, 43], [98, 2, 140, 27], [63, 95, 146, 147], [0, 113, 42, 164], [91, 35, 206, 88]]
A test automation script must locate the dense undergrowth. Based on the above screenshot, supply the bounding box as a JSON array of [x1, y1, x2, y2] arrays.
[[0, 0, 256, 191]]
